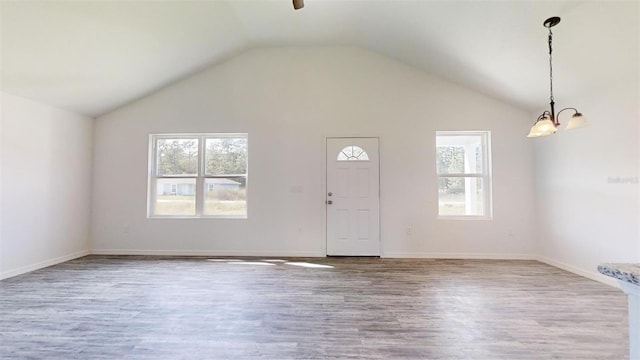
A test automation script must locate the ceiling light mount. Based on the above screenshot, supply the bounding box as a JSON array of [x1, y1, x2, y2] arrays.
[[293, 0, 304, 10], [543, 16, 561, 28], [527, 16, 590, 138]]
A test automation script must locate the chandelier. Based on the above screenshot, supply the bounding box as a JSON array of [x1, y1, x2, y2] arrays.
[[527, 17, 589, 138]]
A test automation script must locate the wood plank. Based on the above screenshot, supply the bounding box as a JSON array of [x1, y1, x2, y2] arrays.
[[0, 256, 628, 359]]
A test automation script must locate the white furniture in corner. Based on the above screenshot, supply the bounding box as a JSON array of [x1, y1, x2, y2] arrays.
[[598, 263, 640, 360]]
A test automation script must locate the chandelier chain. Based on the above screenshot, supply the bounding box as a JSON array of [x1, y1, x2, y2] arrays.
[[548, 28, 554, 103]]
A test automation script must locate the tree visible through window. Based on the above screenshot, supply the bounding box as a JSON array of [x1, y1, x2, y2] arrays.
[[436, 131, 491, 218], [157, 139, 198, 176], [149, 134, 248, 218]]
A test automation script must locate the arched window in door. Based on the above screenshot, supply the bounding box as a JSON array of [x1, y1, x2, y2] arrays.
[[337, 146, 369, 161]]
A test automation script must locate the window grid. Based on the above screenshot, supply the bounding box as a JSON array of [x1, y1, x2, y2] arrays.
[[337, 146, 370, 161], [148, 133, 248, 219], [436, 131, 492, 220]]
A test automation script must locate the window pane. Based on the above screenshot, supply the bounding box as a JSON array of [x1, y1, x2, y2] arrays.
[[438, 177, 484, 216], [156, 139, 199, 176], [436, 135, 483, 174], [204, 177, 247, 216], [436, 146, 465, 173], [154, 178, 196, 215], [149, 134, 249, 219], [205, 138, 248, 175]]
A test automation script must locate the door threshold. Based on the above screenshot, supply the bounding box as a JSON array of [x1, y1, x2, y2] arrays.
[[326, 255, 381, 258]]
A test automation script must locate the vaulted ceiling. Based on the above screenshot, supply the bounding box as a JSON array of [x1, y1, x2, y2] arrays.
[[1, 1, 638, 118]]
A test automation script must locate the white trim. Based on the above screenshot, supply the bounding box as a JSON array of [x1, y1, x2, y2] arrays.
[[535, 255, 620, 288], [436, 130, 493, 220], [1, 249, 625, 293], [320, 134, 384, 258], [90, 249, 324, 257], [436, 215, 493, 221], [384, 253, 621, 288], [148, 133, 248, 219], [382, 252, 536, 260], [0, 249, 90, 280], [325, 136, 381, 256]]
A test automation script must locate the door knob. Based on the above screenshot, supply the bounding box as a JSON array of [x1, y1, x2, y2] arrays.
[[326, 200, 333, 205]]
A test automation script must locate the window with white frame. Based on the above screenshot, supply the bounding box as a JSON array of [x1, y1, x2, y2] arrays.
[[148, 134, 247, 218], [436, 131, 492, 219]]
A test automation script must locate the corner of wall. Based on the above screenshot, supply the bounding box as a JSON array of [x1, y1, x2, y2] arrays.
[[1, 93, 94, 279]]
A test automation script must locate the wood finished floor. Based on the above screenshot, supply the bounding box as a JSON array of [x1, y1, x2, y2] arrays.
[[0, 256, 629, 359]]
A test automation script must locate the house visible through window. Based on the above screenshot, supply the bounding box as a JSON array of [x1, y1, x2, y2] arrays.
[[436, 131, 492, 219], [148, 133, 247, 218]]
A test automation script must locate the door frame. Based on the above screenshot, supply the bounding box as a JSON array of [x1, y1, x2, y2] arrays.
[[323, 136, 382, 256]]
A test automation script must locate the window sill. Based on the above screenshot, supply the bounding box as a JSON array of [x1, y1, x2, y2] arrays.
[[437, 215, 493, 221], [148, 215, 248, 220]]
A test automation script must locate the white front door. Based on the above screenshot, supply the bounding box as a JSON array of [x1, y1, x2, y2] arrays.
[[326, 138, 380, 256]]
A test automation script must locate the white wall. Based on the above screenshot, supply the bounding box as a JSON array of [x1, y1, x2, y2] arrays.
[[534, 77, 640, 285], [0, 93, 93, 279], [533, 2, 640, 285], [0, 92, 3, 273], [92, 47, 536, 258]]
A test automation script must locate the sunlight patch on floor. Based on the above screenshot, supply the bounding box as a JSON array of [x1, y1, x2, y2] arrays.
[[227, 261, 276, 266], [206, 258, 333, 268], [285, 262, 334, 269], [206, 259, 244, 262]]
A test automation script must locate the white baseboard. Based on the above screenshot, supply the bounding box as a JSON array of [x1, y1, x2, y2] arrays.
[[535, 255, 620, 288], [382, 252, 536, 260], [0, 249, 90, 280], [383, 253, 620, 288], [92, 250, 536, 261], [90, 248, 325, 258], [1, 249, 621, 290]]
